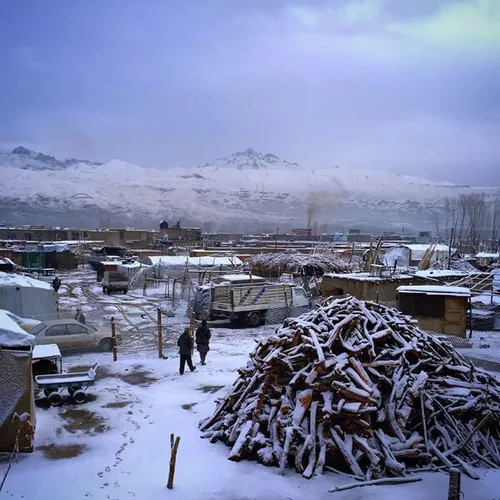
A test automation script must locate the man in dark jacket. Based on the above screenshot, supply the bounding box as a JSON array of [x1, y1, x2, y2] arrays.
[[75, 308, 86, 324], [177, 328, 196, 375], [195, 319, 211, 365]]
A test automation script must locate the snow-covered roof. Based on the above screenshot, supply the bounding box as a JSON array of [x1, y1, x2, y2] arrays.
[[117, 261, 148, 270], [0, 310, 36, 348], [0, 271, 52, 290], [404, 244, 453, 253], [148, 255, 242, 267], [475, 252, 499, 259], [397, 285, 470, 297], [33, 344, 61, 360], [414, 270, 470, 279], [323, 272, 414, 282], [219, 274, 265, 283]]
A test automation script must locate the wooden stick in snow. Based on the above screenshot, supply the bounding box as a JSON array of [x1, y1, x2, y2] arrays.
[[167, 434, 181, 490], [328, 476, 422, 493]]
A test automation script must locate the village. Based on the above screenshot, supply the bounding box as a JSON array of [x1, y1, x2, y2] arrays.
[[1, 222, 500, 499]]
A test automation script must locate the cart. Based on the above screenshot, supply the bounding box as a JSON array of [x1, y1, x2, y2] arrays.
[[32, 344, 63, 377], [35, 363, 99, 406]]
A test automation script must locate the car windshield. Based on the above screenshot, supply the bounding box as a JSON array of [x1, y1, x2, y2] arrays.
[[30, 323, 47, 335]]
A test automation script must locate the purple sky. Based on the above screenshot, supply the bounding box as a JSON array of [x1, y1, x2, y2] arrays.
[[0, 0, 499, 184]]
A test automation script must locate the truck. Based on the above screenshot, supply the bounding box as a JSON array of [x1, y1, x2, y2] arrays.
[[102, 271, 129, 295], [210, 281, 310, 327]]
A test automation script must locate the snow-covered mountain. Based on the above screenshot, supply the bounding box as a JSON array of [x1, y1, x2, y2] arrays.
[[0, 146, 102, 171], [0, 146, 496, 231]]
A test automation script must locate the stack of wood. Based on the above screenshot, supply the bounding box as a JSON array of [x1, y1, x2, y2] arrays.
[[200, 296, 500, 480], [249, 253, 360, 278]]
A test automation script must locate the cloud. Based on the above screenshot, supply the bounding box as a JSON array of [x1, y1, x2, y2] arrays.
[[0, 1, 498, 184]]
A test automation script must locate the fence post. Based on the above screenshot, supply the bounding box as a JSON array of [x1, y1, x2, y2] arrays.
[[111, 316, 118, 362], [166, 276, 170, 298], [172, 279, 177, 303], [158, 308, 163, 359], [447, 468, 461, 500]]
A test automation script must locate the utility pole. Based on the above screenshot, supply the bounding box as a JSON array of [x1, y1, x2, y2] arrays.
[[448, 227, 455, 270]]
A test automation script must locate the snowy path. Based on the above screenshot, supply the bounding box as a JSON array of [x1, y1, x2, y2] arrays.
[[2, 331, 500, 499]]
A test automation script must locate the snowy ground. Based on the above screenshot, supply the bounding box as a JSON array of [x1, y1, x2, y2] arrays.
[[2, 268, 500, 498], [3, 336, 500, 500]]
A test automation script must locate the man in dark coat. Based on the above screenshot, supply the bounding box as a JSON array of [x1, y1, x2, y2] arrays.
[[195, 319, 211, 365], [177, 328, 196, 375], [75, 308, 86, 324]]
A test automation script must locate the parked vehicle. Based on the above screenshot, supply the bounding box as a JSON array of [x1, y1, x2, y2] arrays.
[[29, 319, 121, 352], [211, 282, 310, 327], [102, 271, 129, 294]]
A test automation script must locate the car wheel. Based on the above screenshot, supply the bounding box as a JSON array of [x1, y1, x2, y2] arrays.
[[99, 338, 114, 352]]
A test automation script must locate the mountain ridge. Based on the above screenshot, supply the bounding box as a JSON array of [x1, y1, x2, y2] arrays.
[[0, 146, 497, 230]]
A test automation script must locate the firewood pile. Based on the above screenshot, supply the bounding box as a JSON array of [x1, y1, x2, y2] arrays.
[[249, 252, 360, 278], [200, 296, 500, 480]]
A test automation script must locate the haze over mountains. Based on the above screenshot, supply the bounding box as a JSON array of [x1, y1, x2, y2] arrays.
[[1, 146, 497, 232]]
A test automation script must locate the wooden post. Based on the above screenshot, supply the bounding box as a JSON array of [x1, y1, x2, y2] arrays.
[[447, 468, 461, 500], [164, 279, 168, 298], [158, 308, 163, 359], [166, 276, 170, 298], [189, 311, 196, 336], [111, 316, 118, 362], [167, 434, 181, 489], [172, 279, 176, 302]]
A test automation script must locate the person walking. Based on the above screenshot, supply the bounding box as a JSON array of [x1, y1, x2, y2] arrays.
[[75, 308, 86, 324], [195, 319, 211, 365], [177, 328, 196, 375]]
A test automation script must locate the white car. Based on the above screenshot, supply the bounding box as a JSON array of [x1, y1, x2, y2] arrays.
[[30, 319, 121, 352]]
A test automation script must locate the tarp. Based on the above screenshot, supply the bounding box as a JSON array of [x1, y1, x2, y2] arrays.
[[0, 310, 36, 348], [0, 271, 56, 317], [383, 245, 455, 267], [38, 243, 71, 253]]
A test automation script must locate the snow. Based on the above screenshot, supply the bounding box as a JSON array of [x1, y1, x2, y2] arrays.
[[32, 343, 62, 360], [397, 285, 471, 297], [324, 272, 413, 282], [414, 270, 470, 279], [0, 271, 52, 289], [476, 252, 500, 259], [0, 310, 35, 347], [218, 273, 263, 281], [147, 256, 242, 267], [472, 294, 500, 306], [2, 349, 500, 500]]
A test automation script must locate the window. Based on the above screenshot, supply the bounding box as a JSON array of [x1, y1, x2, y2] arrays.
[[399, 294, 445, 318], [24, 232, 32, 240], [71, 231, 79, 240], [46, 324, 68, 337], [67, 323, 89, 335], [28, 323, 46, 335]]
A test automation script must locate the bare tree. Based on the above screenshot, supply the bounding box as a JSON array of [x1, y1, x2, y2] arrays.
[[428, 210, 441, 239]]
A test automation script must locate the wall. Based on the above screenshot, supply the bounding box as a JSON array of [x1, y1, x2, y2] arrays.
[[321, 275, 431, 303]]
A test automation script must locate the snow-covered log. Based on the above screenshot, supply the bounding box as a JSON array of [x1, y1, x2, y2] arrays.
[[199, 296, 500, 479]]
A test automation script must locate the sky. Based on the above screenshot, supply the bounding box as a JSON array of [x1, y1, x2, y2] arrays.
[[0, 0, 499, 185]]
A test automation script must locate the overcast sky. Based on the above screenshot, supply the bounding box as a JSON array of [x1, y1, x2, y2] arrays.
[[0, 0, 499, 184]]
